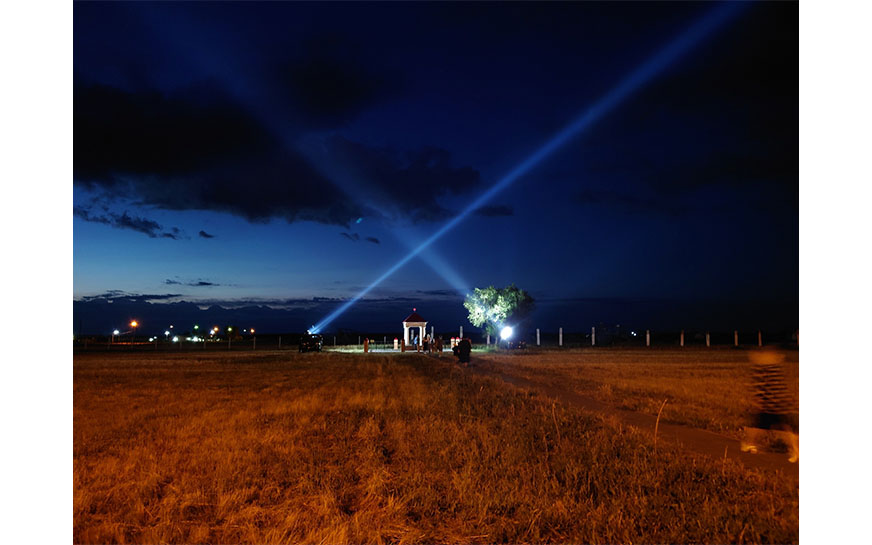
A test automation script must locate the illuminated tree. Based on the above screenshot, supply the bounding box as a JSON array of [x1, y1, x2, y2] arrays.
[[464, 284, 535, 337]]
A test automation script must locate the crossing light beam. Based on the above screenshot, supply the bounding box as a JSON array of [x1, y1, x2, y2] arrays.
[[311, 2, 746, 334]]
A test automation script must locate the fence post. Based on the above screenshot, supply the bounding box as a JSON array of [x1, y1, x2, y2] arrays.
[[486, 334, 490, 345], [278, 336, 281, 350], [734, 330, 739, 347], [646, 330, 651, 347], [536, 328, 540, 346], [706, 332, 710, 347], [459, 326, 463, 339], [559, 327, 563, 347], [680, 330, 684, 347], [758, 330, 762, 347], [591, 326, 596, 347]]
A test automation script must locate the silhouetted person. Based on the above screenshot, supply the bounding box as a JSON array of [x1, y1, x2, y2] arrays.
[[740, 347, 799, 463], [454, 337, 472, 366], [434, 335, 443, 355]]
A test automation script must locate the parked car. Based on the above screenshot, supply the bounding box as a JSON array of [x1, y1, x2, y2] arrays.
[[299, 334, 323, 353]]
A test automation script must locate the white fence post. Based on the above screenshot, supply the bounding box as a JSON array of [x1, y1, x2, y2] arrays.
[[559, 327, 563, 347], [591, 326, 596, 347], [706, 332, 710, 347], [680, 330, 684, 347], [536, 328, 540, 346], [459, 326, 463, 339], [646, 330, 650, 347], [734, 330, 739, 347]]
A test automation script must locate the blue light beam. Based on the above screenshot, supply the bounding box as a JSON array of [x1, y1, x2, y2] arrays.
[[312, 2, 745, 334]]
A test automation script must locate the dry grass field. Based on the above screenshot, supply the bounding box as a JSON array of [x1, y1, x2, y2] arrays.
[[475, 348, 799, 437], [74, 350, 798, 544]]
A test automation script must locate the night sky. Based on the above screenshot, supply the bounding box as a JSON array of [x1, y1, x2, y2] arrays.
[[72, 1, 798, 336]]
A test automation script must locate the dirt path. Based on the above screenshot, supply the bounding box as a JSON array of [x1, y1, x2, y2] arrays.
[[462, 356, 799, 480]]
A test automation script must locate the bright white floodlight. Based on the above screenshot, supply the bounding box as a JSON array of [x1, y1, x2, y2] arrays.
[[500, 326, 513, 340]]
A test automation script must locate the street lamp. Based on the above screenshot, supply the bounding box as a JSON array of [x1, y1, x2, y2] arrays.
[[130, 320, 138, 342], [112, 329, 119, 344]]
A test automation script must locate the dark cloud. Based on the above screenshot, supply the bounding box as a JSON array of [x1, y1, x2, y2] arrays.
[[364, 236, 380, 244], [165, 279, 219, 287], [198, 230, 215, 239], [274, 35, 404, 129], [325, 135, 480, 223], [74, 80, 277, 182], [78, 291, 183, 303], [73, 79, 479, 227], [474, 205, 514, 217], [74, 206, 183, 239], [73, 80, 363, 227], [416, 289, 460, 297]]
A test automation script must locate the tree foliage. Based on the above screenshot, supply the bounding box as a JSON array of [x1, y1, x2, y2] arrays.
[[463, 284, 535, 337]]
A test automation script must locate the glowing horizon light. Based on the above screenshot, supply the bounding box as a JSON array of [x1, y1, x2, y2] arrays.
[[130, 320, 138, 328], [311, 2, 746, 335], [113, 330, 120, 335], [501, 326, 513, 340]]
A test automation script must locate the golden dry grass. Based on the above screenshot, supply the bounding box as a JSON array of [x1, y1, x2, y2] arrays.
[[74, 350, 797, 544], [476, 348, 799, 436]]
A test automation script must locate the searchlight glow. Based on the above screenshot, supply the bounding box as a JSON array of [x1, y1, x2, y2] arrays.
[[500, 326, 514, 340], [311, 2, 745, 334]]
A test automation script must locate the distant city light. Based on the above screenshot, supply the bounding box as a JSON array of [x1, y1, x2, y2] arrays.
[[172, 336, 179, 342], [501, 326, 513, 340], [113, 330, 120, 336]]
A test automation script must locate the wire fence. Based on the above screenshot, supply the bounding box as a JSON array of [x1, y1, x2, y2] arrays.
[[73, 327, 798, 353]]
